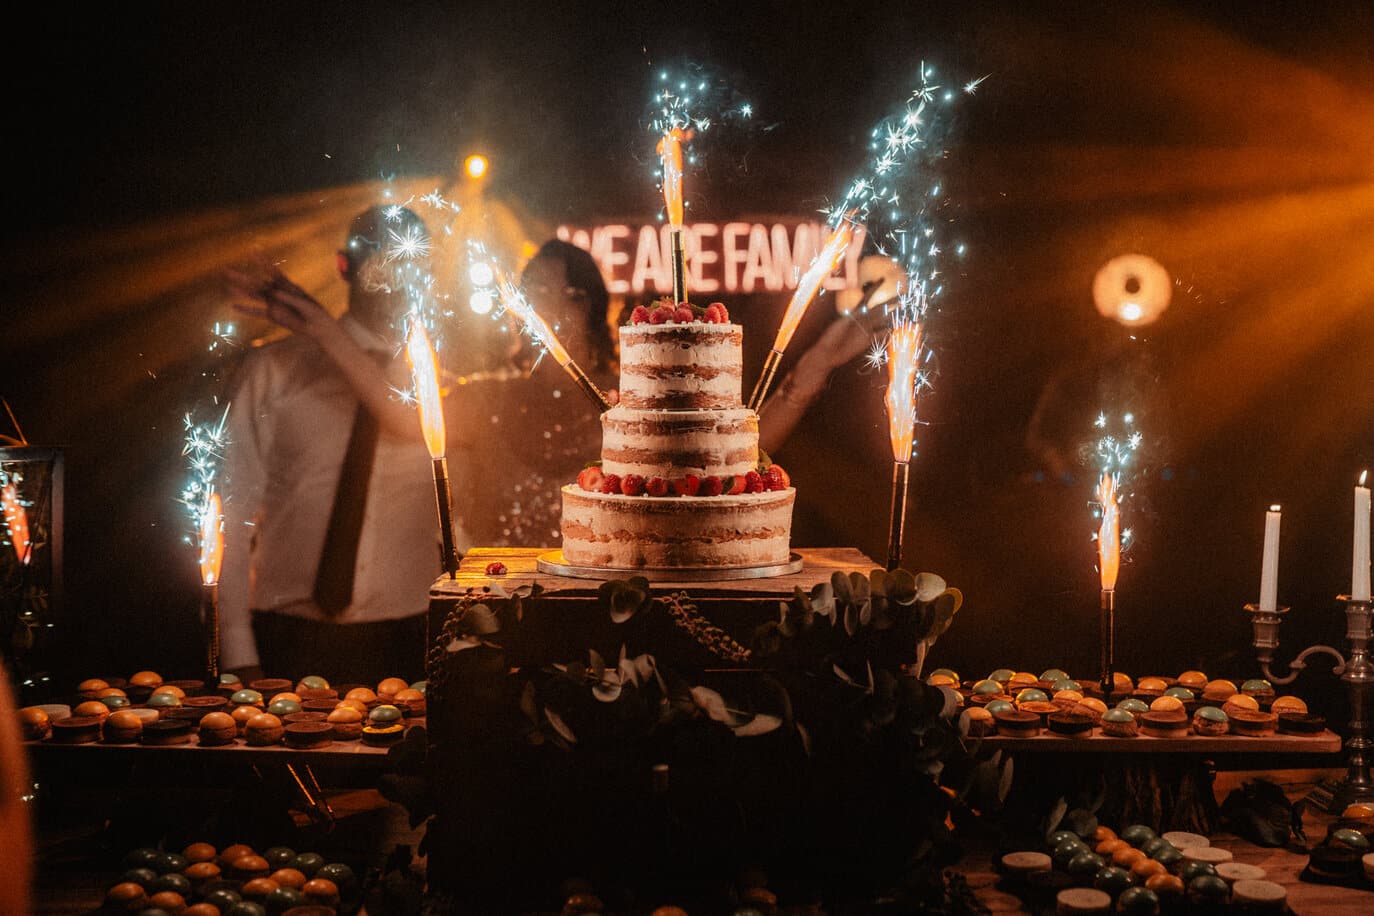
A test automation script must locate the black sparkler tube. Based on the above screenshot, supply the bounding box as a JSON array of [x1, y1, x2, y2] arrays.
[[562, 359, 613, 412], [886, 461, 911, 571], [670, 227, 687, 305], [748, 349, 783, 413], [1100, 588, 1116, 699], [432, 457, 459, 578], [203, 583, 220, 684]]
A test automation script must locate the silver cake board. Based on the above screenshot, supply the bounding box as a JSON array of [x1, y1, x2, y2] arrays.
[[536, 550, 804, 582]]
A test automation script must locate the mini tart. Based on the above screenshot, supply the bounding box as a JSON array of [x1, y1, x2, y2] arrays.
[[1214, 862, 1266, 884], [198, 712, 238, 746], [1229, 710, 1278, 737], [141, 719, 193, 745], [361, 722, 406, 745], [103, 710, 145, 743], [993, 709, 1040, 738], [183, 695, 230, 712], [284, 722, 334, 750], [301, 699, 340, 714], [1307, 845, 1359, 877], [1047, 712, 1095, 738], [297, 687, 338, 703], [1000, 851, 1052, 875], [1181, 846, 1233, 867], [1099, 709, 1138, 737], [1277, 712, 1326, 735], [283, 711, 329, 724], [1140, 711, 1189, 739], [248, 678, 293, 696], [1192, 707, 1229, 736], [1019, 701, 1059, 724], [244, 713, 285, 745], [1054, 887, 1113, 914], [52, 715, 103, 744], [1230, 879, 1286, 908], [1162, 831, 1209, 850]]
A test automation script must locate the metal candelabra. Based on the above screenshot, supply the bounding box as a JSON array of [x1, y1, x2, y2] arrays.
[[1246, 596, 1374, 811]]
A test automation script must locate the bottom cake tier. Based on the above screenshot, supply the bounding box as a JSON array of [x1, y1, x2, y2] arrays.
[[559, 485, 795, 568]]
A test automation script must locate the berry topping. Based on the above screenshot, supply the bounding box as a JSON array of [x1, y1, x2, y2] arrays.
[[700, 476, 724, 497], [620, 474, 646, 496], [671, 475, 701, 497], [599, 474, 622, 495], [649, 306, 674, 325], [710, 301, 729, 321], [576, 466, 604, 492], [605, 389, 620, 406], [744, 470, 764, 493], [646, 476, 669, 497], [764, 464, 791, 491], [703, 303, 725, 324], [673, 305, 695, 324], [629, 305, 650, 325], [485, 562, 507, 576], [724, 475, 747, 495]]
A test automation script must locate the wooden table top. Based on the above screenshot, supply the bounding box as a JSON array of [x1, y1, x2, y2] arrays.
[[979, 730, 1342, 754], [431, 546, 880, 597]]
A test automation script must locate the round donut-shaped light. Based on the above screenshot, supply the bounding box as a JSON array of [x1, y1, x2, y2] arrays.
[[1093, 254, 1171, 327]]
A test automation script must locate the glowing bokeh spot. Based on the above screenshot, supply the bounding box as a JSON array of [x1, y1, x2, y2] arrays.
[[1093, 254, 1171, 326], [464, 154, 489, 180], [468, 262, 495, 288], [469, 290, 494, 315]]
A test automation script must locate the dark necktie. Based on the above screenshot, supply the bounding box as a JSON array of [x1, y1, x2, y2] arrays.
[[313, 359, 386, 616]]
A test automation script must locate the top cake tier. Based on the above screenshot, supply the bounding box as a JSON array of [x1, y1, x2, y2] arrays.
[[618, 323, 743, 410]]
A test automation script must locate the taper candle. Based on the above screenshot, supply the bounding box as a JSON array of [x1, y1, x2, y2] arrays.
[[1259, 505, 1281, 612]]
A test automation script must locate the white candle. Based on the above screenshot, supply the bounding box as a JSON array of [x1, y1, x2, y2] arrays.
[[1259, 505, 1281, 611], [1355, 471, 1371, 602]]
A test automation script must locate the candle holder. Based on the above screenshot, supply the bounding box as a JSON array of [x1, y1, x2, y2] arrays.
[[1246, 597, 1374, 811]]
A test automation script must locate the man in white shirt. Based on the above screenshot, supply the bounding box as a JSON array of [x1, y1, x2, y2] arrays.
[[220, 206, 461, 685]]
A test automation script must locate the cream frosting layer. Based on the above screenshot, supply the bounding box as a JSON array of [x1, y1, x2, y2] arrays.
[[600, 406, 758, 479], [618, 323, 743, 410], [560, 485, 794, 569]]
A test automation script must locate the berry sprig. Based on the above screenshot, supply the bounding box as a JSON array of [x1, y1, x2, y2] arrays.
[[628, 299, 730, 326], [576, 462, 790, 496]]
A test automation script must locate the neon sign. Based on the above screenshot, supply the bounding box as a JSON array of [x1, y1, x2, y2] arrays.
[[556, 221, 866, 296]]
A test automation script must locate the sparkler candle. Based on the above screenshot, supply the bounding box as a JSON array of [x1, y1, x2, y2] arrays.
[[1259, 505, 1282, 612], [1097, 470, 1121, 697], [198, 491, 224, 682], [658, 127, 688, 305], [747, 220, 856, 412], [1, 481, 30, 566], [883, 306, 923, 570], [406, 321, 459, 578], [477, 246, 613, 412], [1355, 471, 1371, 602]]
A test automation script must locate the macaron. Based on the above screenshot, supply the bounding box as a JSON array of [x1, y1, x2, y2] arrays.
[[1177, 670, 1208, 690], [296, 675, 330, 691], [151, 685, 186, 699], [1015, 688, 1049, 706], [1192, 706, 1229, 736], [971, 679, 1003, 697], [103, 709, 144, 743], [267, 698, 302, 717], [74, 700, 112, 722], [244, 713, 284, 745], [302, 877, 341, 906], [961, 706, 994, 737], [1222, 694, 1261, 717], [345, 687, 378, 705], [99, 694, 132, 711], [18, 707, 51, 740], [1241, 678, 1275, 699], [1163, 686, 1195, 702], [1100, 708, 1138, 737], [146, 692, 183, 711], [129, 670, 164, 689], [377, 677, 409, 697], [198, 712, 238, 746], [393, 688, 426, 716], [1112, 672, 1135, 695], [1202, 679, 1237, 702], [988, 668, 1015, 684], [1270, 695, 1308, 715], [1008, 671, 1039, 691], [1136, 677, 1168, 696], [1148, 695, 1184, 714], [230, 689, 264, 708], [231, 704, 260, 729], [1116, 698, 1149, 715], [1039, 668, 1071, 684], [78, 677, 110, 697], [984, 698, 1015, 716]]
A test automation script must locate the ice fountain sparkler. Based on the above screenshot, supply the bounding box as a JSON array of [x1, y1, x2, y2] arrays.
[[405, 320, 459, 578], [470, 242, 612, 412], [197, 491, 224, 681], [748, 219, 857, 411], [658, 127, 689, 305], [883, 293, 927, 570], [1092, 412, 1141, 697]]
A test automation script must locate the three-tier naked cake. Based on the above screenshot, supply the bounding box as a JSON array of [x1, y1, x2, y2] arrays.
[[558, 302, 795, 570]]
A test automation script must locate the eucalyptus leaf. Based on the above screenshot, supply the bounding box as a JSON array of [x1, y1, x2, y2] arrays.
[[464, 604, 501, 636], [832, 664, 858, 687], [543, 707, 577, 744], [519, 681, 538, 723], [914, 572, 947, 603], [888, 568, 919, 604], [844, 601, 858, 636], [858, 598, 872, 627], [445, 635, 482, 653], [689, 686, 732, 724], [853, 571, 873, 602], [831, 570, 853, 604], [732, 714, 782, 737], [1044, 797, 1068, 838], [999, 757, 1015, 804]]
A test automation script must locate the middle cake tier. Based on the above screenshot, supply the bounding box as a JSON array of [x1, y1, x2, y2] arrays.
[[600, 406, 759, 480]]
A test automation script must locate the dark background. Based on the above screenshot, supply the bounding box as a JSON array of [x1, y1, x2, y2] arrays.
[[2, 1, 1372, 706]]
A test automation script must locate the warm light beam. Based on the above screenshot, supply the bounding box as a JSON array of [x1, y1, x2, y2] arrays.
[[1098, 471, 1121, 591], [405, 321, 447, 460], [197, 491, 223, 586]]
